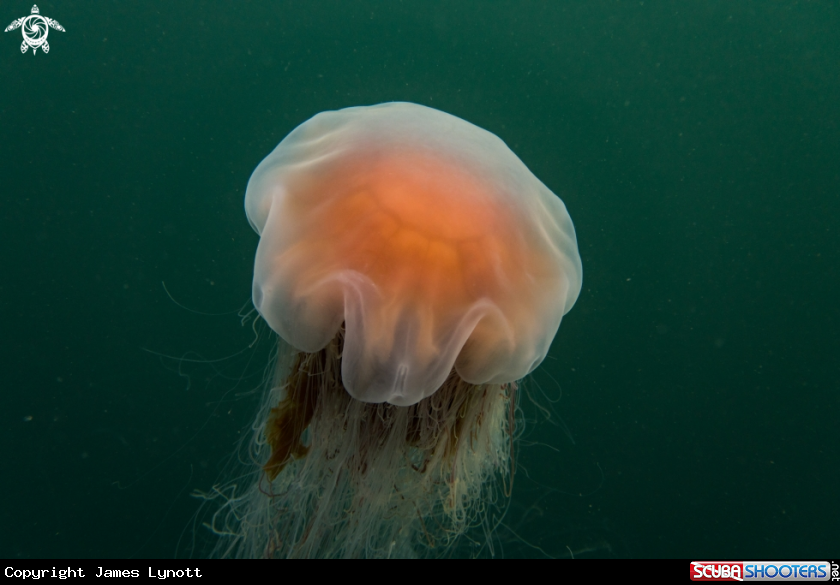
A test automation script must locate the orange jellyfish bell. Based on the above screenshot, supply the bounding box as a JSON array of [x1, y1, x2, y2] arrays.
[[245, 102, 582, 406]]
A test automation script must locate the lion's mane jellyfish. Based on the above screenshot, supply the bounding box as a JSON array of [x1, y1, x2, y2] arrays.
[[210, 102, 582, 558]]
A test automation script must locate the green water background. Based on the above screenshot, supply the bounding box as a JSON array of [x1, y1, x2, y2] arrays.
[[1, 1, 837, 558]]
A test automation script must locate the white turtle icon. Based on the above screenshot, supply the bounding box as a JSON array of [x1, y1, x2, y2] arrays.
[[5, 5, 64, 54]]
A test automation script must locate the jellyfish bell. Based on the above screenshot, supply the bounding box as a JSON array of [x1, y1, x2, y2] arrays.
[[212, 102, 582, 558], [246, 102, 582, 406]]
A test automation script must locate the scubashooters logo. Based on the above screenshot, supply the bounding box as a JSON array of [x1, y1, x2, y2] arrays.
[[690, 561, 834, 582], [4, 5, 64, 54]]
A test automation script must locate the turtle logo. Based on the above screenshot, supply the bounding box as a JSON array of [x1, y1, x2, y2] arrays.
[[5, 5, 64, 55]]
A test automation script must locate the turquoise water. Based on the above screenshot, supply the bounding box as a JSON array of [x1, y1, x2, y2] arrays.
[[1, 1, 837, 558]]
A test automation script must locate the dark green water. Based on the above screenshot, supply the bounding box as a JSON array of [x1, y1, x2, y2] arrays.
[[2, 1, 837, 558]]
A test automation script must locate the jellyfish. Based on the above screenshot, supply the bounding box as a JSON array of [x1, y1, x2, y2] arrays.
[[209, 102, 582, 558]]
